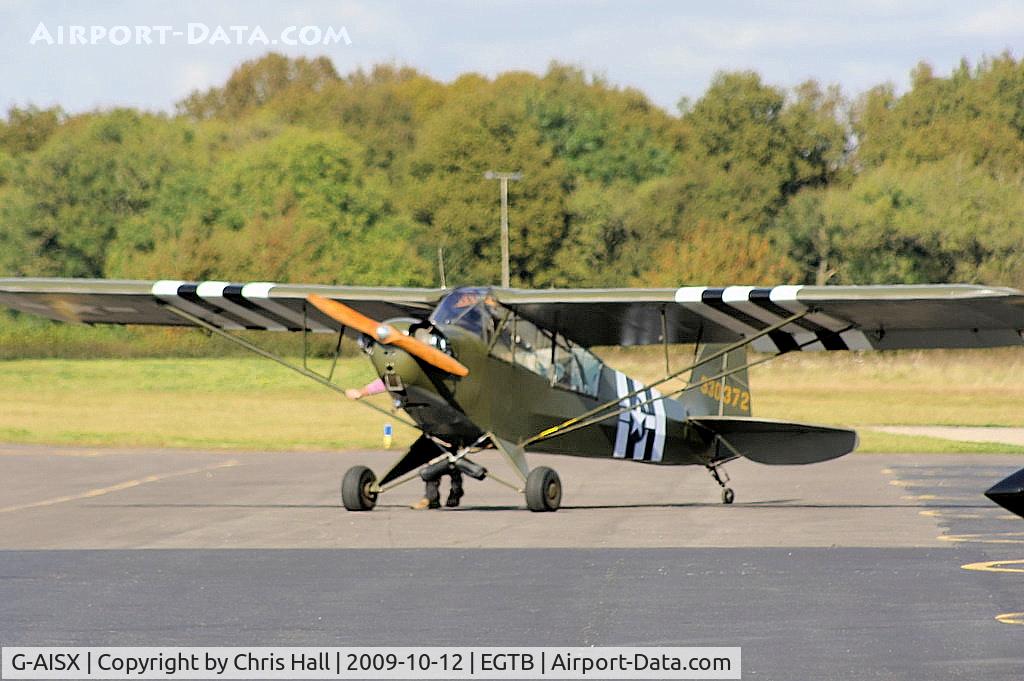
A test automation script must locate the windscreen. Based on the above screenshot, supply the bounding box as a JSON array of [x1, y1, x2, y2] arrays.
[[429, 287, 493, 339]]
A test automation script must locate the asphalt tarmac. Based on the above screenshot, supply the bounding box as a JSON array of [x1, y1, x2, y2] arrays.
[[1, 444, 1022, 679]]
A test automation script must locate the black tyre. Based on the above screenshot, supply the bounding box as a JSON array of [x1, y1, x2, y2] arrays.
[[722, 487, 735, 505], [341, 465, 378, 511], [525, 466, 562, 512]]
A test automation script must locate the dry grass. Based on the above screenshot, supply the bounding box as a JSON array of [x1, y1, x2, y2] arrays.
[[0, 358, 418, 450], [854, 430, 1024, 454], [598, 346, 1024, 427], [1, 349, 1023, 453]]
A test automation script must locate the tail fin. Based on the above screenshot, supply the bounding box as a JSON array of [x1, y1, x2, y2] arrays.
[[682, 344, 752, 417]]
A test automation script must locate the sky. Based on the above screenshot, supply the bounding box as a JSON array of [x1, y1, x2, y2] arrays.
[[0, 0, 1022, 116]]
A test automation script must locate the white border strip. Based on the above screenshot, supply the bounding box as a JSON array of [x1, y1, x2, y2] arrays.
[[151, 280, 244, 331], [240, 282, 332, 332], [195, 281, 286, 331], [674, 287, 766, 336]]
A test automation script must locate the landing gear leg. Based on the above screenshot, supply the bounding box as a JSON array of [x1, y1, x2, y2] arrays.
[[489, 432, 562, 512], [707, 464, 734, 505]]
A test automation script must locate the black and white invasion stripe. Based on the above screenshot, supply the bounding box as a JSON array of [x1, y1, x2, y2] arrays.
[[675, 285, 872, 352], [152, 280, 334, 332], [612, 371, 666, 463]]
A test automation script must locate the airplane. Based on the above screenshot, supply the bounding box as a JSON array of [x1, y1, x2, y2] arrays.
[[1, 276, 1023, 516]]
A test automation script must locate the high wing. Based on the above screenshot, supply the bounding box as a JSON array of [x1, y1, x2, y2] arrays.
[[495, 284, 1024, 351], [0, 278, 445, 333], [3, 279, 1024, 353]]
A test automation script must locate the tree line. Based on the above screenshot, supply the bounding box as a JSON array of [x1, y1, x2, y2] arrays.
[[3, 52, 1024, 292]]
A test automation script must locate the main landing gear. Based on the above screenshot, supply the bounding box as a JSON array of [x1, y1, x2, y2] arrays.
[[339, 434, 563, 512], [340, 461, 563, 512], [525, 466, 562, 512], [707, 464, 735, 505], [341, 465, 378, 511]]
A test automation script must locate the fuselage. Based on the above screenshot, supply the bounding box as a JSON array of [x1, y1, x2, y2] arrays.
[[366, 287, 725, 466]]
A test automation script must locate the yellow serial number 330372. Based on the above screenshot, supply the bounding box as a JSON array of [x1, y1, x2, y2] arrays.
[[697, 375, 750, 412]]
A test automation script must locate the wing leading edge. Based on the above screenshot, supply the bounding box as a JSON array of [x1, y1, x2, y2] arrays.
[[0, 278, 445, 333], [2, 278, 1023, 352], [495, 283, 1024, 351]]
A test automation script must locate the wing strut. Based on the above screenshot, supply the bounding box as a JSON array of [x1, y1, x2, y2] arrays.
[[524, 322, 851, 447], [660, 305, 671, 375], [164, 302, 528, 498], [161, 303, 419, 429], [525, 309, 810, 446]]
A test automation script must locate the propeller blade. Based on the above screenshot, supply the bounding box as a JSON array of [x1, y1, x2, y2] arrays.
[[387, 332, 470, 377], [306, 294, 380, 337], [306, 294, 469, 377]]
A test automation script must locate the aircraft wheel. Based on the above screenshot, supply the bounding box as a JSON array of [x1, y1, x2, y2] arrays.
[[341, 465, 378, 511], [525, 466, 562, 512], [722, 487, 735, 505]]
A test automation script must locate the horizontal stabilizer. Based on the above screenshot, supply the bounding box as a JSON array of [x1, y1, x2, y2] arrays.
[[690, 416, 858, 465]]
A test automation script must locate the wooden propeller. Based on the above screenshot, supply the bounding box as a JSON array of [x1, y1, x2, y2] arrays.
[[306, 294, 469, 377]]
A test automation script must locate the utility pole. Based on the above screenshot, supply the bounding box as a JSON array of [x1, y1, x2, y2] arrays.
[[484, 170, 522, 288]]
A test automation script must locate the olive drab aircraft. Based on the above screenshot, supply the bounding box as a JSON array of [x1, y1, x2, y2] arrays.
[[2, 277, 1024, 516]]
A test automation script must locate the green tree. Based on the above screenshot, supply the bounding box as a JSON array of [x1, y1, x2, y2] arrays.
[[406, 74, 571, 287], [778, 159, 1024, 286], [0, 110, 196, 277], [111, 127, 431, 285], [525, 63, 683, 184], [0, 105, 63, 155], [177, 53, 340, 120], [852, 55, 1024, 176]]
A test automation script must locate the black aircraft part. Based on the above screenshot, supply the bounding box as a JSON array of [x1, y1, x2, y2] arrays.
[[420, 457, 487, 482], [420, 459, 453, 482], [985, 468, 1024, 519], [379, 435, 445, 486], [454, 458, 487, 480]]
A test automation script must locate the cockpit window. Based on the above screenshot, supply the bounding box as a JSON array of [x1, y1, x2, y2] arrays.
[[490, 310, 603, 397], [429, 288, 495, 339], [431, 287, 604, 397]]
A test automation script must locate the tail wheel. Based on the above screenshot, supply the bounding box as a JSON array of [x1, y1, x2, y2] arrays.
[[525, 466, 562, 512], [341, 465, 378, 511], [722, 487, 735, 505]]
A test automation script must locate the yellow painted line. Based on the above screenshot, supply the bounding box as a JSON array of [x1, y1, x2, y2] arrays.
[[890, 480, 956, 490], [939, 532, 1024, 545], [902, 494, 974, 501], [920, 509, 1019, 521], [961, 559, 1024, 574], [0, 460, 241, 514], [0, 448, 110, 458], [920, 510, 983, 520], [960, 561, 1024, 625], [880, 468, 893, 475]]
